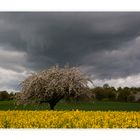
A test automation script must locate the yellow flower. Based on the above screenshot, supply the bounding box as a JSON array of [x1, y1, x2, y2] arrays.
[[0, 111, 139, 128]]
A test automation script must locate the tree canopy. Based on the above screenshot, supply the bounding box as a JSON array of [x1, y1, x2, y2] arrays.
[[16, 65, 93, 110]]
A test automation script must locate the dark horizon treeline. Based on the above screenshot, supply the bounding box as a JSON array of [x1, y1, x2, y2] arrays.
[[91, 84, 140, 103], [0, 91, 14, 101], [1, 84, 140, 103]]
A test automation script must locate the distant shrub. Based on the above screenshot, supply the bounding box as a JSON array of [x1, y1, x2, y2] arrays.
[[92, 87, 116, 101], [0, 91, 10, 101], [127, 94, 135, 102], [117, 88, 131, 102]]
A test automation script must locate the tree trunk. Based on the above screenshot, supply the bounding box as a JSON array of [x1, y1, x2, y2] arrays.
[[48, 95, 64, 110], [49, 102, 56, 110]]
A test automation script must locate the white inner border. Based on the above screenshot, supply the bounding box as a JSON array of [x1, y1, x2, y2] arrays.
[[0, 0, 140, 11], [0, 129, 140, 140]]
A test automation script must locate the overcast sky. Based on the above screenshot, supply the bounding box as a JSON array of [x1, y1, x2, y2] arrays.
[[1, 12, 140, 91]]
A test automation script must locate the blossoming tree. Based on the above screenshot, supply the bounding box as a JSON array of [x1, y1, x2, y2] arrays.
[[16, 65, 92, 110]]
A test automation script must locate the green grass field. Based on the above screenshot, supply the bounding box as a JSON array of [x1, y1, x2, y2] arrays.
[[0, 100, 140, 111]]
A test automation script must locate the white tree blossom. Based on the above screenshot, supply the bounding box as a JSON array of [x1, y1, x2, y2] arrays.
[[16, 65, 93, 110]]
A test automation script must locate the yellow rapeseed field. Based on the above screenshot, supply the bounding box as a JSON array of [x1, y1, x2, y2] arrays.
[[0, 111, 139, 128]]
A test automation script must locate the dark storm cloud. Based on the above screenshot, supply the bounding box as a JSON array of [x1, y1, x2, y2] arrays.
[[1, 12, 140, 81]]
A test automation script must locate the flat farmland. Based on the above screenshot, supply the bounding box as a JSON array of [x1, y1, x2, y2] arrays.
[[0, 101, 140, 111]]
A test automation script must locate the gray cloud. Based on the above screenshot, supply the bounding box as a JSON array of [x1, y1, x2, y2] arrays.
[[81, 36, 140, 79], [1, 12, 140, 90]]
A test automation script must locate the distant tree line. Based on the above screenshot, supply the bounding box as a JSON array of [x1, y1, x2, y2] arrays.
[[0, 91, 14, 101], [91, 84, 140, 103]]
